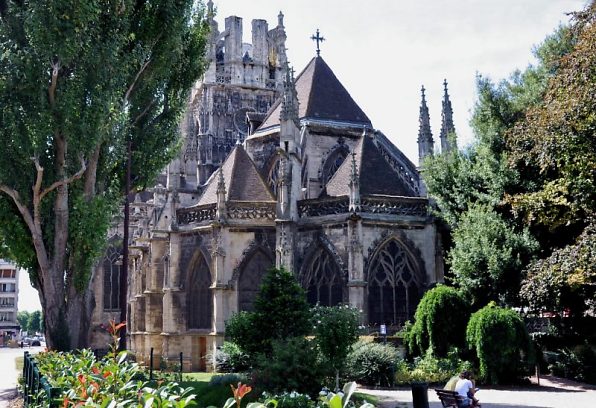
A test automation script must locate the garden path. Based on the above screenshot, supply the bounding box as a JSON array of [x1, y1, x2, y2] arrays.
[[0, 346, 42, 408], [360, 375, 596, 408]]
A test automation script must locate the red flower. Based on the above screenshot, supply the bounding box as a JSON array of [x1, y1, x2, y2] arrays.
[[91, 367, 100, 375], [231, 382, 252, 405], [62, 397, 70, 408]]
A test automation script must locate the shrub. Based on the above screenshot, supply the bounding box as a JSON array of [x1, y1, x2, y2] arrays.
[[213, 342, 251, 373], [253, 337, 327, 397], [260, 391, 316, 408], [31, 349, 196, 407], [209, 373, 249, 387], [548, 344, 596, 384], [395, 348, 473, 384], [226, 267, 311, 356], [466, 302, 534, 384], [345, 340, 399, 387], [312, 305, 360, 389], [405, 285, 470, 357]]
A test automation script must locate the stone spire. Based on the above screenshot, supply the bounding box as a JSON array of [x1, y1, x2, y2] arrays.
[[440, 79, 456, 153], [348, 153, 361, 212], [417, 85, 434, 165], [277, 11, 284, 27], [280, 62, 299, 124], [216, 168, 226, 221]]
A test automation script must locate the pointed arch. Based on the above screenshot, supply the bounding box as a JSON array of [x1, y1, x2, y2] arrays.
[[320, 143, 349, 186], [266, 156, 281, 196], [237, 248, 274, 311], [103, 236, 122, 311], [366, 235, 425, 327], [300, 234, 347, 306], [186, 250, 212, 330]]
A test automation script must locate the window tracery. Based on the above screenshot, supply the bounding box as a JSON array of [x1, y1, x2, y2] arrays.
[[321, 147, 348, 185], [303, 247, 344, 306], [367, 239, 422, 326], [238, 249, 274, 311], [103, 243, 121, 311], [187, 254, 212, 329]]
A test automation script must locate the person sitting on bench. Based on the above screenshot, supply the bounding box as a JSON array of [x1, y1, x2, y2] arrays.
[[454, 370, 480, 407]]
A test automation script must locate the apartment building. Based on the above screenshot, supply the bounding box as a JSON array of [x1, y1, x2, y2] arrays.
[[0, 259, 19, 342]]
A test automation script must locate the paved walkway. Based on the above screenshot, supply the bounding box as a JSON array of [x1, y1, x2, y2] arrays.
[[360, 376, 596, 408], [0, 346, 42, 408]]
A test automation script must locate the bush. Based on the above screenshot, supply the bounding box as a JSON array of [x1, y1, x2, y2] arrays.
[[312, 305, 360, 388], [345, 340, 399, 387], [209, 373, 249, 387], [466, 302, 534, 384], [213, 342, 251, 373], [253, 337, 327, 397], [395, 348, 473, 384], [226, 267, 311, 356], [260, 391, 315, 408], [30, 349, 195, 407], [405, 285, 470, 357], [548, 344, 596, 384]]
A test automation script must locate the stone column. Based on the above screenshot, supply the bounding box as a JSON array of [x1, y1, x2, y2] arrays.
[[347, 216, 365, 315]]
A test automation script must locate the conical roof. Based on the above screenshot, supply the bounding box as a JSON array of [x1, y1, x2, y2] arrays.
[[197, 144, 275, 205], [256, 56, 371, 131], [325, 136, 416, 198]]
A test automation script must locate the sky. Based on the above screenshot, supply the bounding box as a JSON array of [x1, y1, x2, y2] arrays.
[[214, 0, 587, 163], [16, 0, 588, 313]]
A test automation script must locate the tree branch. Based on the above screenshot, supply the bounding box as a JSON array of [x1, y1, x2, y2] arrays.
[[0, 184, 36, 233], [132, 98, 156, 125], [124, 57, 152, 105], [39, 157, 87, 201], [48, 59, 60, 108]]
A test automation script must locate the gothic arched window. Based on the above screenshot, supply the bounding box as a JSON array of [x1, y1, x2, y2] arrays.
[[367, 239, 423, 326], [303, 247, 345, 306], [103, 243, 121, 311], [321, 147, 349, 185], [187, 254, 212, 329], [238, 249, 273, 311]]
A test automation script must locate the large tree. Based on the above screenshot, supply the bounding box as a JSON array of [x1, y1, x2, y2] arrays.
[[0, 0, 209, 350]]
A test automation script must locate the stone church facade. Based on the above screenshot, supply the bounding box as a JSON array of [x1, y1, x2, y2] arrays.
[[90, 6, 457, 371]]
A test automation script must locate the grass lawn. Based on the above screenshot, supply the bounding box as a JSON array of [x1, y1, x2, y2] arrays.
[[15, 356, 24, 371]]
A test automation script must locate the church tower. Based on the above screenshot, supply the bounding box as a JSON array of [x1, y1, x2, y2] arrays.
[[417, 85, 434, 165], [439, 79, 456, 153], [182, 11, 287, 186]]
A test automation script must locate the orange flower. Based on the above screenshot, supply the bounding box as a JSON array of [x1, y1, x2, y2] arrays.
[[62, 397, 70, 408], [77, 374, 87, 385], [230, 382, 252, 405], [103, 370, 112, 378], [91, 367, 100, 375], [107, 320, 126, 335]]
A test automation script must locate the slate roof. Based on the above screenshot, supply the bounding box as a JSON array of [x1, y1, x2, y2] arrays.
[[324, 136, 416, 198], [197, 144, 275, 205], [256, 56, 372, 131]]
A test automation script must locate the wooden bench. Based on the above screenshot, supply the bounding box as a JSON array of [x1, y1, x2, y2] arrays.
[[435, 389, 465, 408]]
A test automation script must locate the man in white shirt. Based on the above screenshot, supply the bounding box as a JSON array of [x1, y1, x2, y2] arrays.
[[454, 370, 480, 407]]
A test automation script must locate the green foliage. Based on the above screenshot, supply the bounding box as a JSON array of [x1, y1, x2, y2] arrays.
[[17, 311, 31, 332], [520, 221, 596, 316], [28, 310, 43, 333], [254, 337, 327, 398], [0, 0, 209, 348], [395, 348, 473, 385], [30, 349, 197, 407], [226, 268, 311, 356], [405, 285, 470, 357], [449, 204, 538, 307], [311, 305, 360, 377], [260, 391, 316, 408], [345, 341, 399, 387], [466, 302, 533, 384], [548, 344, 596, 384], [213, 342, 251, 373]]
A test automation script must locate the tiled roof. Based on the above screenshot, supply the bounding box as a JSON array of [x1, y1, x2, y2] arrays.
[[325, 136, 416, 198], [257, 56, 371, 131], [197, 144, 275, 205]]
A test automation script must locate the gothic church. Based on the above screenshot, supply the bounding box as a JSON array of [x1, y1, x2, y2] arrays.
[[90, 5, 456, 371]]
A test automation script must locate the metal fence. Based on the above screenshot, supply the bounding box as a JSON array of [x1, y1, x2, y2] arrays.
[[22, 351, 60, 407]]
